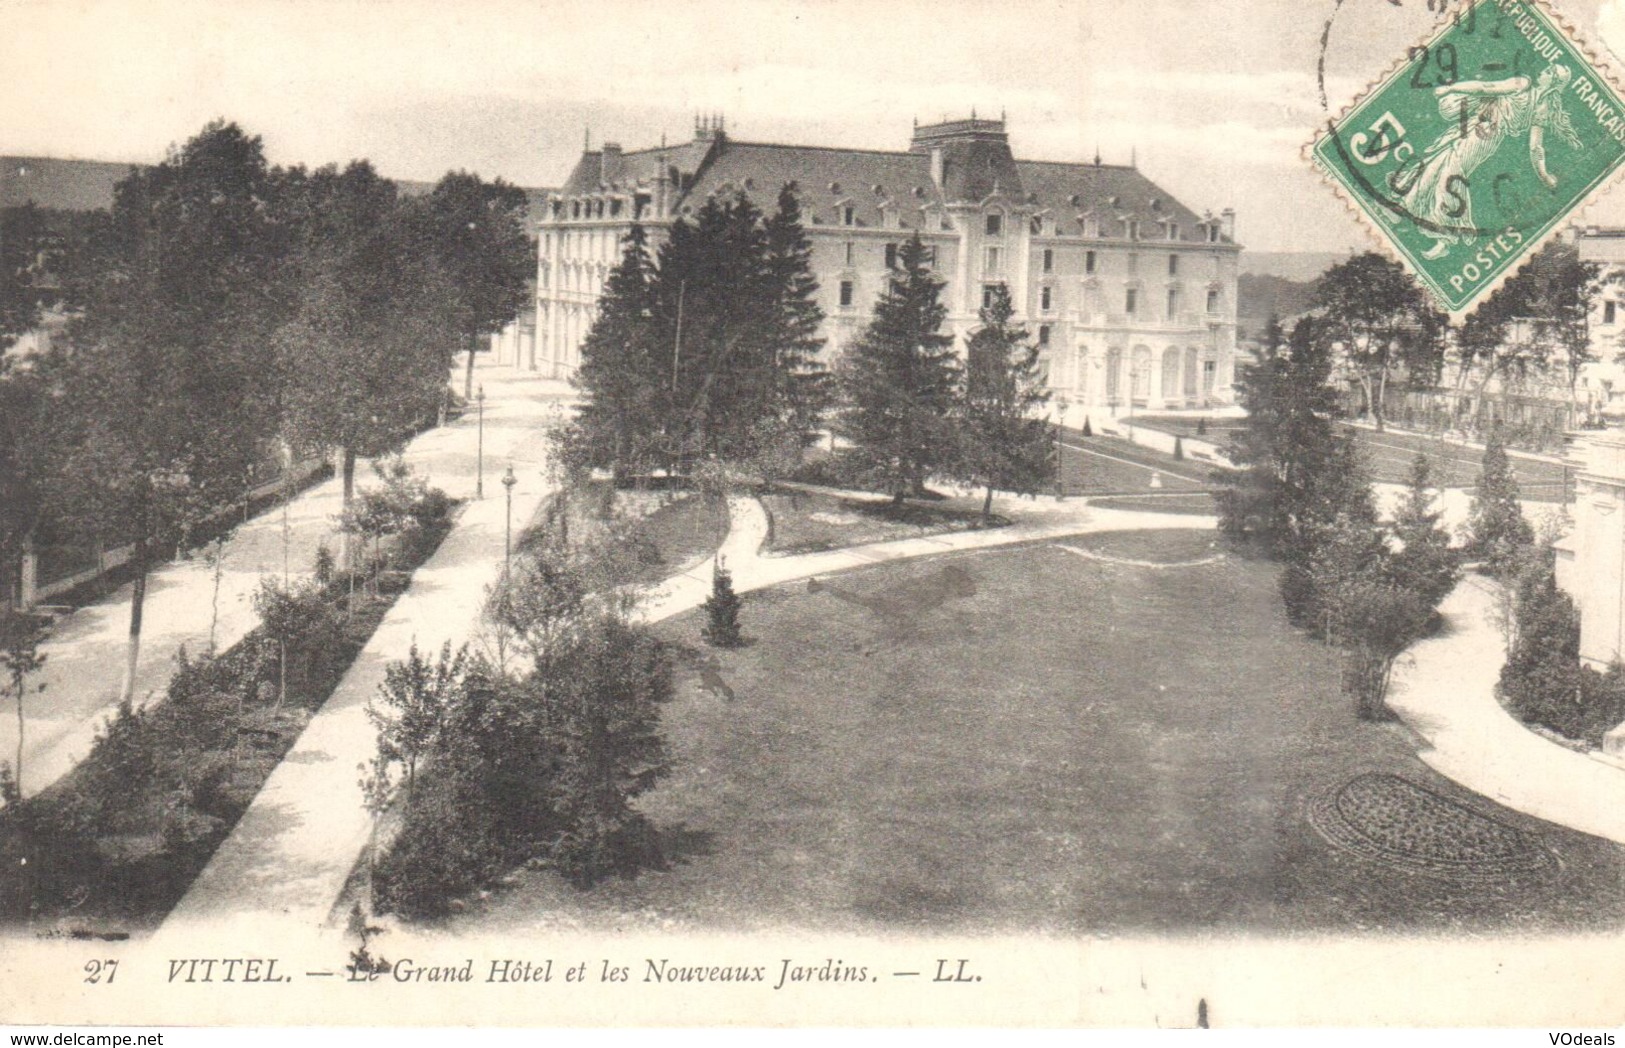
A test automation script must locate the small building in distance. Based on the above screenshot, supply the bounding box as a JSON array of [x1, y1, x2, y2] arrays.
[[531, 115, 1241, 412]]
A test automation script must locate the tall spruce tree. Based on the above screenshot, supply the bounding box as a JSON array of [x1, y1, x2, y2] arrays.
[[958, 283, 1053, 518], [1386, 453, 1460, 611], [1468, 426, 1534, 574], [836, 234, 959, 504], [1217, 315, 1347, 556], [761, 185, 830, 458], [569, 224, 664, 475], [651, 191, 774, 465]]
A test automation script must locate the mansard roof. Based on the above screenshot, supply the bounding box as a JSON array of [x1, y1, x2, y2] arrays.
[[553, 122, 1233, 245], [1017, 159, 1227, 243], [679, 142, 948, 229]]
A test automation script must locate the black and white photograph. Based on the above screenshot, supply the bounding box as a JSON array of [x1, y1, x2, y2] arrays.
[[5, 0, 1625, 1032]]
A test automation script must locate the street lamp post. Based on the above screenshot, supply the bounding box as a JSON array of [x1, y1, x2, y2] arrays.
[[476, 384, 486, 500], [1055, 394, 1070, 500], [502, 465, 517, 577], [500, 464, 517, 669]]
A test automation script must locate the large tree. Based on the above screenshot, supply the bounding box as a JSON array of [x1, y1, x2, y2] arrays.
[[1217, 315, 1350, 556], [415, 173, 533, 401], [567, 187, 828, 477], [51, 121, 281, 705], [274, 162, 459, 562], [957, 282, 1053, 518], [568, 224, 665, 476], [1314, 252, 1445, 431], [835, 234, 959, 504]]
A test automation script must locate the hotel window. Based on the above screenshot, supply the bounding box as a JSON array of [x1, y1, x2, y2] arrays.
[[1607, 301, 1618, 325], [839, 281, 854, 308], [1125, 288, 1139, 315], [1167, 288, 1179, 319], [885, 243, 899, 269], [843, 205, 856, 226], [1041, 285, 1053, 312], [843, 241, 854, 266], [982, 283, 1007, 310], [1206, 288, 1220, 313], [986, 212, 1003, 236], [1085, 250, 1097, 275], [1043, 248, 1054, 273], [984, 246, 1001, 276], [1168, 254, 1179, 277], [1038, 324, 1051, 345]]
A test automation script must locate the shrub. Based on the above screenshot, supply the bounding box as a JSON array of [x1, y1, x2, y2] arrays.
[[373, 770, 504, 920], [701, 566, 744, 648]]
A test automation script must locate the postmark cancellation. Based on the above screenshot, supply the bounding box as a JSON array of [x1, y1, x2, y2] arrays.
[[1312, 0, 1625, 319]]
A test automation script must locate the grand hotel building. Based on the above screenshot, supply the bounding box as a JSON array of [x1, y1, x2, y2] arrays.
[[503, 115, 1239, 412]]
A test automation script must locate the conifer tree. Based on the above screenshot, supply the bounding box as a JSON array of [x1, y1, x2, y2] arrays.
[[835, 234, 959, 504], [958, 283, 1053, 519], [761, 185, 831, 460], [1468, 426, 1534, 574], [700, 565, 744, 648], [1385, 453, 1460, 610], [570, 224, 663, 475], [1217, 315, 1346, 556]]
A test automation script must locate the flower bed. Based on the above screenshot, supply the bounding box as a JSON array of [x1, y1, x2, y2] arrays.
[[1308, 773, 1556, 881], [760, 487, 1006, 555]]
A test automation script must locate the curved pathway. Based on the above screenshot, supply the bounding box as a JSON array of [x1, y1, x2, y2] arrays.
[[1386, 574, 1625, 845]]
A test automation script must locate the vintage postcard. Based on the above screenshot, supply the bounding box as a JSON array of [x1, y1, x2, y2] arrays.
[[4, 0, 1625, 1033]]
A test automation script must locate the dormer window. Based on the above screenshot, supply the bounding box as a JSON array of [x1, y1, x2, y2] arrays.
[[1083, 215, 1100, 238], [985, 212, 1003, 237], [1207, 224, 1220, 244], [1166, 223, 1179, 241], [843, 205, 856, 227], [1125, 219, 1140, 240], [1031, 216, 1043, 235]]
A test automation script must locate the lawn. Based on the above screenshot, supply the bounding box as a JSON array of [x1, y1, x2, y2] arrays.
[[760, 486, 1005, 555], [451, 530, 1625, 936], [1058, 433, 1221, 496]]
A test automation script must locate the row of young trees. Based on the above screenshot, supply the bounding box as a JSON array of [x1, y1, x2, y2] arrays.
[[0, 121, 534, 707], [1313, 244, 1601, 433], [568, 203, 1054, 511]]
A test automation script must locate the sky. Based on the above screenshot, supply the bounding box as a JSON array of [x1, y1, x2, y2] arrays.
[[4, 0, 1624, 254]]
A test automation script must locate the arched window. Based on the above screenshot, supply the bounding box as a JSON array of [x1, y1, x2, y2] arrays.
[[1106, 347, 1123, 402], [1131, 346, 1152, 401], [1184, 347, 1199, 398]]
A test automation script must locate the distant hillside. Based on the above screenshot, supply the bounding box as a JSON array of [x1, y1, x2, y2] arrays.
[[2, 156, 141, 211], [1239, 251, 1347, 282], [1237, 272, 1320, 337], [3, 156, 551, 226]]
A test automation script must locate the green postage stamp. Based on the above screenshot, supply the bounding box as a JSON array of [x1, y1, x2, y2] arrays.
[[1312, 0, 1625, 318]]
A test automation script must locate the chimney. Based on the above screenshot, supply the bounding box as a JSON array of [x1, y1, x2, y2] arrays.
[[599, 142, 622, 185], [1220, 208, 1235, 240]]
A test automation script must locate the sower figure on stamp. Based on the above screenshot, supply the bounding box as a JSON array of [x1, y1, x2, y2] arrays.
[[1388, 63, 1582, 259]]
